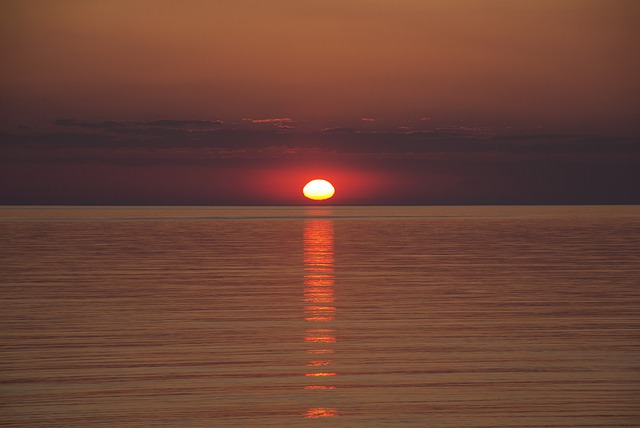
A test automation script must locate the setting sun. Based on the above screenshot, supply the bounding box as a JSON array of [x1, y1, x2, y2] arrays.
[[303, 179, 335, 201]]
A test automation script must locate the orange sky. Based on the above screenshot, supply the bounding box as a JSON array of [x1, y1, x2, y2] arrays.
[[1, 1, 638, 204], [2, 0, 638, 131]]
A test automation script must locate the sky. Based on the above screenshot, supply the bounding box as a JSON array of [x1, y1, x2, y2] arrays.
[[1, 0, 639, 205]]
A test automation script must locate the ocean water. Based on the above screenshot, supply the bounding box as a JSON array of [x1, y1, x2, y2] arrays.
[[1, 206, 639, 427]]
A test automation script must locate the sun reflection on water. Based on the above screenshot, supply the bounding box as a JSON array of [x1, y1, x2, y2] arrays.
[[305, 408, 338, 418], [303, 219, 338, 418]]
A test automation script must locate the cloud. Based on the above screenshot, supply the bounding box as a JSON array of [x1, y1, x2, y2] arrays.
[[361, 117, 376, 122], [55, 118, 224, 131], [320, 127, 357, 134], [242, 117, 294, 123], [240, 117, 296, 129], [275, 123, 295, 129], [3, 120, 638, 167], [144, 119, 224, 128]]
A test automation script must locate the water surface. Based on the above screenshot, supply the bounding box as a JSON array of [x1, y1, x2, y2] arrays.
[[1, 206, 639, 426]]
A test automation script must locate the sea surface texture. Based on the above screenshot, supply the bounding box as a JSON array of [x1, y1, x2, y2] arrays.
[[1, 206, 639, 427]]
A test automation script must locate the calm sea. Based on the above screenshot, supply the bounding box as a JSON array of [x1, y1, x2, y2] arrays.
[[1, 206, 639, 427]]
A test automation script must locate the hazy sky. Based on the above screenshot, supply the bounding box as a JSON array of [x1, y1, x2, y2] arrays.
[[1, 0, 639, 204]]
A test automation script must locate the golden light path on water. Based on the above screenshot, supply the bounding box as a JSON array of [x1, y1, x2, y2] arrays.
[[303, 219, 338, 418]]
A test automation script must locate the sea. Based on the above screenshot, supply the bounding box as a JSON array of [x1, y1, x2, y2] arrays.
[[1, 205, 639, 427]]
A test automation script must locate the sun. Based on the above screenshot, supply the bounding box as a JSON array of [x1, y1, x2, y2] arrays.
[[303, 179, 335, 201]]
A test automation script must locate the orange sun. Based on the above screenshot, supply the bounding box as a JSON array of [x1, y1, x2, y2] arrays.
[[303, 179, 335, 201]]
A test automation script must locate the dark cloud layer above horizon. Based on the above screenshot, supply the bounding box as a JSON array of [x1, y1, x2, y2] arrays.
[[1, 117, 638, 205], [1, 117, 638, 161]]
